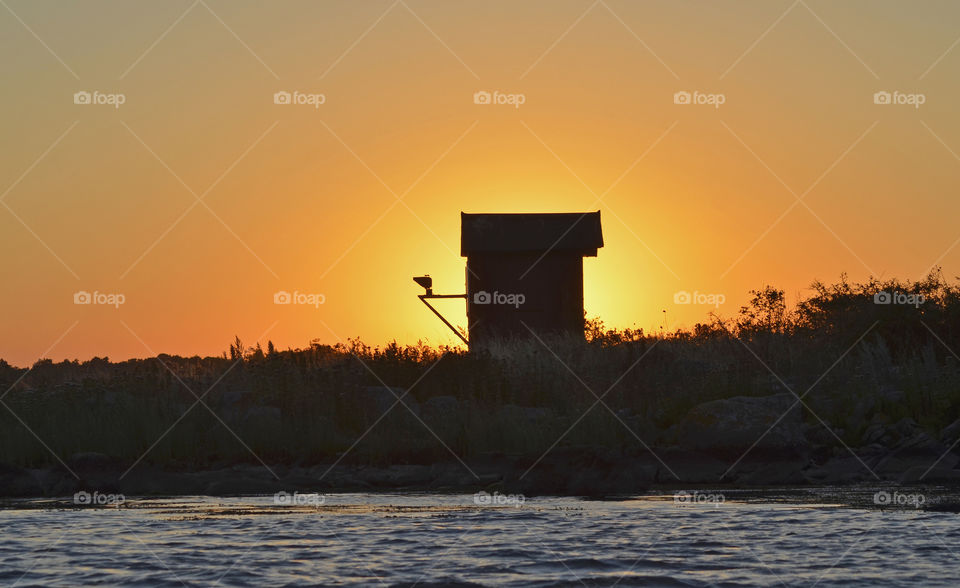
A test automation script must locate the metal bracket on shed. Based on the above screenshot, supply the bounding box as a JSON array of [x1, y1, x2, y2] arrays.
[[413, 275, 468, 346]]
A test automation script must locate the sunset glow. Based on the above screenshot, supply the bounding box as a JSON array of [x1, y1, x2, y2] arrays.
[[3, 0, 960, 365]]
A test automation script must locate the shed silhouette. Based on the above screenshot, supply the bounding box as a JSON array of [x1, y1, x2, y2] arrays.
[[461, 211, 603, 346]]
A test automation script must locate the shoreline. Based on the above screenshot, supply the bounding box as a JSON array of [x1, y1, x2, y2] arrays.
[[4, 450, 960, 503], [3, 485, 958, 515]]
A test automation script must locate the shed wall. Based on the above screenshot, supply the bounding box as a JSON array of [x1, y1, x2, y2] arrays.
[[466, 252, 584, 346]]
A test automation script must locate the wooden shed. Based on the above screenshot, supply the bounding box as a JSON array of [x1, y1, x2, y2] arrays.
[[461, 211, 603, 347]]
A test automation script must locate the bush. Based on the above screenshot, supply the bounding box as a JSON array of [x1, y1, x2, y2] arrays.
[[1, 271, 958, 468]]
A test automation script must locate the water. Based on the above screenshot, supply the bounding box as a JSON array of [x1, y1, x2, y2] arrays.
[[1, 493, 957, 587]]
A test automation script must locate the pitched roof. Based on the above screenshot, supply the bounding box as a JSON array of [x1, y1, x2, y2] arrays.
[[461, 211, 603, 256]]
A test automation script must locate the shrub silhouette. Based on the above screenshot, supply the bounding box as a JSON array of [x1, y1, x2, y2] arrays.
[[0, 271, 958, 469]]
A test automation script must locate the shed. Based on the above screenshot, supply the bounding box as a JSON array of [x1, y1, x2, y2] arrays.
[[461, 211, 603, 346]]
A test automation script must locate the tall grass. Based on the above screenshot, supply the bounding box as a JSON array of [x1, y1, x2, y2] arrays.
[[1, 271, 959, 468]]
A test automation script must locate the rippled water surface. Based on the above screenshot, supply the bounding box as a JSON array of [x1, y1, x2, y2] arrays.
[[2, 493, 958, 586]]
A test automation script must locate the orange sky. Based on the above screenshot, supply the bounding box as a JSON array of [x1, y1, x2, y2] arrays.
[[2, 0, 960, 366]]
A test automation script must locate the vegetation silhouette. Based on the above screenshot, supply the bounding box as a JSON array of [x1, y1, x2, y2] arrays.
[[1, 270, 958, 483]]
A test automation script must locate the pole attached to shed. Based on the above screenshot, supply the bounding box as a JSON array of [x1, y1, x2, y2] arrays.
[[413, 275, 468, 345]]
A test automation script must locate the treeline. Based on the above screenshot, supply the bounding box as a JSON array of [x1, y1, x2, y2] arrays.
[[0, 271, 958, 469]]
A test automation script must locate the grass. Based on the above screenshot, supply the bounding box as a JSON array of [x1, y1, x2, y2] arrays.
[[2, 270, 959, 470]]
